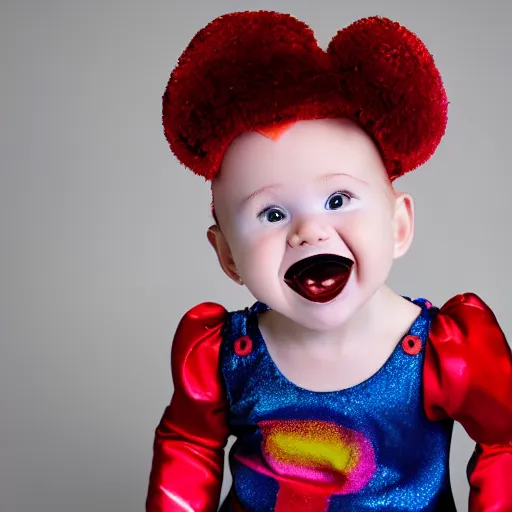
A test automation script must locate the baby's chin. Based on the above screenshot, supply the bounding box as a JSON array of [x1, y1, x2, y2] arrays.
[[255, 284, 360, 332]]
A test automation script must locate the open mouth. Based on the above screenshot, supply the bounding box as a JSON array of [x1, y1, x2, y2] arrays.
[[284, 254, 354, 303]]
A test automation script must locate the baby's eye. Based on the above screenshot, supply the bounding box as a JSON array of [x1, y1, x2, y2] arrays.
[[325, 191, 352, 210], [257, 206, 287, 223]]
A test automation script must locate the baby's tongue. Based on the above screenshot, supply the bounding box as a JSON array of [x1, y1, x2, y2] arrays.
[[284, 254, 354, 303]]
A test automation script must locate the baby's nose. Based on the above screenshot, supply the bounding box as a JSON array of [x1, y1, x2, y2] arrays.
[[287, 220, 330, 248]]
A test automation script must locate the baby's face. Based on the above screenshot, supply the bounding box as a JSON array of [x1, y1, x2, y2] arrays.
[[210, 118, 412, 331]]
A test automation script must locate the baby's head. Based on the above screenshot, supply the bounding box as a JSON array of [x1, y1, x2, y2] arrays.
[[162, 12, 447, 329], [209, 118, 415, 328]]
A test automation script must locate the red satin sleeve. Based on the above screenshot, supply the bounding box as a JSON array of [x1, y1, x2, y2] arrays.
[[423, 293, 512, 511], [467, 443, 512, 512], [146, 302, 230, 512]]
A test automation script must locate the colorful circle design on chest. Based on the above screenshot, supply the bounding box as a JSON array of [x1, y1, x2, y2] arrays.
[[235, 419, 376, 511]]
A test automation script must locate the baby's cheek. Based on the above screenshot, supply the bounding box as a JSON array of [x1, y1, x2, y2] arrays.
[[345, 215, 394, 263], [239, 235, 282, 275]]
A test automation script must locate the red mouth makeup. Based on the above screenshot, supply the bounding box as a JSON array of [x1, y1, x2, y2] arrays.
[[284, 254, 354, 303]]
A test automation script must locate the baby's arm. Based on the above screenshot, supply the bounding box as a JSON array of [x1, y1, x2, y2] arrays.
[[423, 293, 512, 511], [146, 303, 230, 512]]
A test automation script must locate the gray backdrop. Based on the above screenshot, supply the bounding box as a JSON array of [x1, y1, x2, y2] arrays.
[[2, 0, 511, 511]]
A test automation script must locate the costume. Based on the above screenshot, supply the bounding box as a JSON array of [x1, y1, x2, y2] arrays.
[[146, 295, 512, 511], [147, 11, 512, 512]]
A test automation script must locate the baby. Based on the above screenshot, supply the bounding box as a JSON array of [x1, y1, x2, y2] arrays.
[[146, 11, 512, 512]]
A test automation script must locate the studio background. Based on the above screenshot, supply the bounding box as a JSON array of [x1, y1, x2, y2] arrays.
[[2, 1, 511, 511]]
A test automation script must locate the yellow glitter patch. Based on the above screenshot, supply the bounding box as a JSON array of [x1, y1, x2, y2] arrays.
[[262, 420, 361, 473]]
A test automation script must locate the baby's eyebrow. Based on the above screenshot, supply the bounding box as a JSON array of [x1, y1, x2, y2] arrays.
[[317, 172, 369, 185], [239, 184, 283, 207]]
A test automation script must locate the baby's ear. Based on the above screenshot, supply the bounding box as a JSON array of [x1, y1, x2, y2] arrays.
[[392, 193, 415, 259], [207, 225, 243, 284]]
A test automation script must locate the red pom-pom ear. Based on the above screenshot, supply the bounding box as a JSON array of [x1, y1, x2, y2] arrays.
[[327, 16, 448, 179], [163, 11, 331, 180]]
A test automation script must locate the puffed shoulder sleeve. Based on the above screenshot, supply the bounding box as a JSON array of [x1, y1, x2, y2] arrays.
[[145, 302, 230, 512], [423, 293, 512, 442], [423, 293, 512, 511]]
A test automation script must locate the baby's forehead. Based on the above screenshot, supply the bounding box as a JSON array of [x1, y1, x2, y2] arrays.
[[216, 118, 389, 189]]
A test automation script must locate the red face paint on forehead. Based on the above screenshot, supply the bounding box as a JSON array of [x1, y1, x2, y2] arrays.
[[255, 120, 296, 141]]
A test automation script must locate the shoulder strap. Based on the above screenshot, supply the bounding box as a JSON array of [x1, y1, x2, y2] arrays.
[[219, 303, 268, 405]]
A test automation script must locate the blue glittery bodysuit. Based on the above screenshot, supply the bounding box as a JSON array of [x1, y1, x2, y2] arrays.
[[218, 298, 457, 512]]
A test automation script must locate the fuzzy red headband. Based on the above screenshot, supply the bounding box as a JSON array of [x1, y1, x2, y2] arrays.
[[162, 11, 448, 182]]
